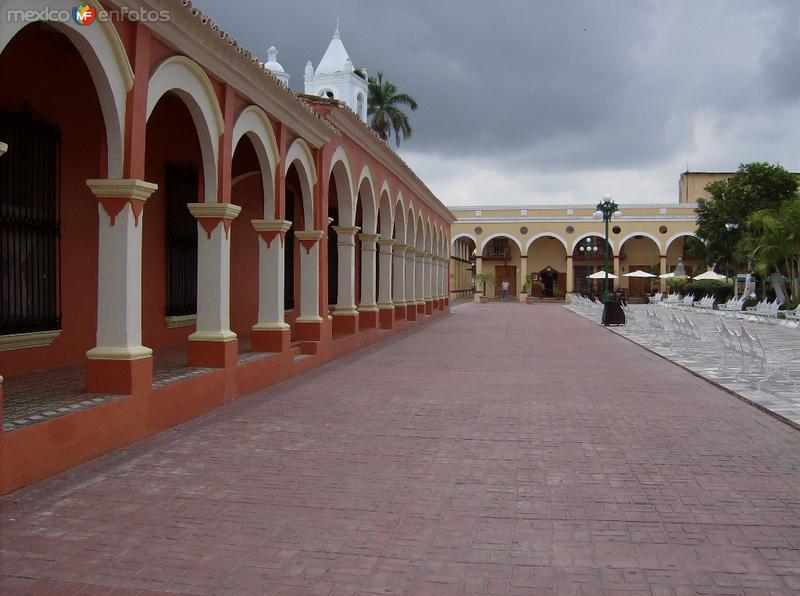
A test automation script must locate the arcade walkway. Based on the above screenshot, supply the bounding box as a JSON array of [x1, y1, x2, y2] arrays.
[[2, 303, 800, 595]]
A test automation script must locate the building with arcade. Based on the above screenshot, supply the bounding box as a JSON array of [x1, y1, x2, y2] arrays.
[[0, 1, 453, 493]]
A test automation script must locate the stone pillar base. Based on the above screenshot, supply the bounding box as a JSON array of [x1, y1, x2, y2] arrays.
[[417, 302, 425, 315], [425, 300, 434, 315], [358, 308, 379, 330], [251, 327, 290, 353], [332, 312, 359, 335], [393, 304, 407, 320], [445, 298, 450, 308], [294, 318, 323, 341], [407, 305, 418, 321], [379, 307, 395, 329], [188, 338, 238, 368], [86, 355, 153, 395]]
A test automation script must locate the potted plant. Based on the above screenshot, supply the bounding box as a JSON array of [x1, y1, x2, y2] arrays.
[[530, 279, 544, 299], [475, 273, 495, 303]]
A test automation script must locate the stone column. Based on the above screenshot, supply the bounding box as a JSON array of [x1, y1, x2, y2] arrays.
[[474, 256, 483, 302], [406, 249, 418, 320], [85, 179, 157, 394], [566, 255, 574, 294], [519, 255, 528, 302], [331, 226, 360, 335], [392, 243, 407, 320], [187, 202, 242, 368], [358, 234, 380, 329], [660, 254, 668, 292], [293, 230, 325, 341], [377, 238, 395, 329], [250, 219, 292, 352], [415, 250, 426, 315], [423, 252, 433, 314]]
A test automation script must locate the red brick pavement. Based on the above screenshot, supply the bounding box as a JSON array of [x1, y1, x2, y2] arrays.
[[2, 303, 800, 595]]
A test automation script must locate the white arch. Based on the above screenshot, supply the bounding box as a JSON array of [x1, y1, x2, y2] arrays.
[[394, 196, 407, 243], [356, 165, 377, 235], [405, 205, 416, 247], [231, 105, 279, 217], [665, 231, 697, 254], [618, 231, 662, 254], [329, 145, 355, 226], [425, 218, 433, 252], [1, 0, 133, 178], [377, 186, 393, 238], [415, 212, 426, 249], [525, 232, 569, 253], [147, 55, 224, 202], [285, 138, 317, 230], [451, 232, 478, 248], [571, 232, 614, 254], [480, 232, 523, 254]]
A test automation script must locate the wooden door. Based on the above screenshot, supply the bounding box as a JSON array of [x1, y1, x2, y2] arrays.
[[494, 266, 516, 297], [627, 265, 653, 300]]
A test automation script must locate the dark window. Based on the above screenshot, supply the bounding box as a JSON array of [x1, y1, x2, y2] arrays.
[[284, 191, 295, 311], [0, 110, 61, 335], [328, 205, 338, 306], [164, 163, 198, 316]]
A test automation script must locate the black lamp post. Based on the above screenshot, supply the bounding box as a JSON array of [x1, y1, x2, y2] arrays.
[[592, 195, 622, 303]]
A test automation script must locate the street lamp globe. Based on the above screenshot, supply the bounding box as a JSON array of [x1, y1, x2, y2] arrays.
[[592, 210, 603, 220]]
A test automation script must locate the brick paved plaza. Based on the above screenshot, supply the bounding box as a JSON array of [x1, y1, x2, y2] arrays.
[[3, 303, 800, 595]]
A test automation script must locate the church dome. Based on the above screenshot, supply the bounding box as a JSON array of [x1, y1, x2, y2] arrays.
[[264, 46, 290, 86]]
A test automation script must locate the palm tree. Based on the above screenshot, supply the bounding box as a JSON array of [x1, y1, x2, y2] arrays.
[[367, 71, 418, 148]]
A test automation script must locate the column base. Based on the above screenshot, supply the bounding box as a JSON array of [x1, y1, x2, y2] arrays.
[[416, 302, 425, 315], [294, 317, 323, 341], [332, 311, 359, 335], [379, 306, 395, 329], [188, 338, 238, 368], [86, 353, 153, 395], [251, 326, 291, 353], [407, 304, 418, 321], [425, 300, 433, 315], [358, 307, 379, 330], [445, 297, 450, 308], [393, 303, 407, 320]]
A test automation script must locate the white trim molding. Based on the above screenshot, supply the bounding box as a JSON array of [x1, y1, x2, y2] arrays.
[[0, 330, 62, 352]]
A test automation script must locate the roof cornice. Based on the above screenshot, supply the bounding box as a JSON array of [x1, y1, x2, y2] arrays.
[[123, 0, 335, 147]]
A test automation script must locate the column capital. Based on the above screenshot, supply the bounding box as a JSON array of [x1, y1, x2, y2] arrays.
[[188, 202, 242, 239], [252, 218, 292, 248], [393, 243, 409, 253], [377, 238, 396, 247], [415, 249, 426, 258], [86, 178, 158, 226], [332, 225, 361, 236], [358, 233, 380, 243], [295, 229, 324, 254]]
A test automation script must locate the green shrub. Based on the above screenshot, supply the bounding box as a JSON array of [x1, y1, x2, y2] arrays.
[[682, 280, 732, 304]]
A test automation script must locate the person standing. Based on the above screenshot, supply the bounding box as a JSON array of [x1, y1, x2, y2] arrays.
[[501, 278, 510, 301]]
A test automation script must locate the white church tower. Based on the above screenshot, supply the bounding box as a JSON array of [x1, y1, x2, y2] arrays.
[[304, 22, 368, 123]]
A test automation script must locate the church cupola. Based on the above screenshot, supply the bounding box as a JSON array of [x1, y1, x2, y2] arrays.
[[263, 45, 290, 87]]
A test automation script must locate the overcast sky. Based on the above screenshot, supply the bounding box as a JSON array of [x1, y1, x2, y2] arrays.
[[192, 0, 800, 207]]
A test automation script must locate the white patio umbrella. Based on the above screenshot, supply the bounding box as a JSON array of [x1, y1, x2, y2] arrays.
[[587, 271, 618, 279], [623, 270, 657, 278], [658, 272, 691, 279], [692, 270, 727, 281]]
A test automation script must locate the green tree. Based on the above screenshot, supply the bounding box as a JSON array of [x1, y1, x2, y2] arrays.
[[695, 162, 798, 274], [738, 197, 800, 301], [367, 71, 418, 148]]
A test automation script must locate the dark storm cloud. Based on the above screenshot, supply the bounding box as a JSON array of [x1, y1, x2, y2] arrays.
[[191, 0, 798, 202]]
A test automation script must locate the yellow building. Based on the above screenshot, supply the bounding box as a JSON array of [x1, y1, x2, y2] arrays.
[[450, 202, 699, 301]]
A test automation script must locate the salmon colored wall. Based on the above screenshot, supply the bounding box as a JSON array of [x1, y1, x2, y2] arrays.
[[141, 94, 204, 350], [230, 137, 261, 338], [0, 25, 102, 375]]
